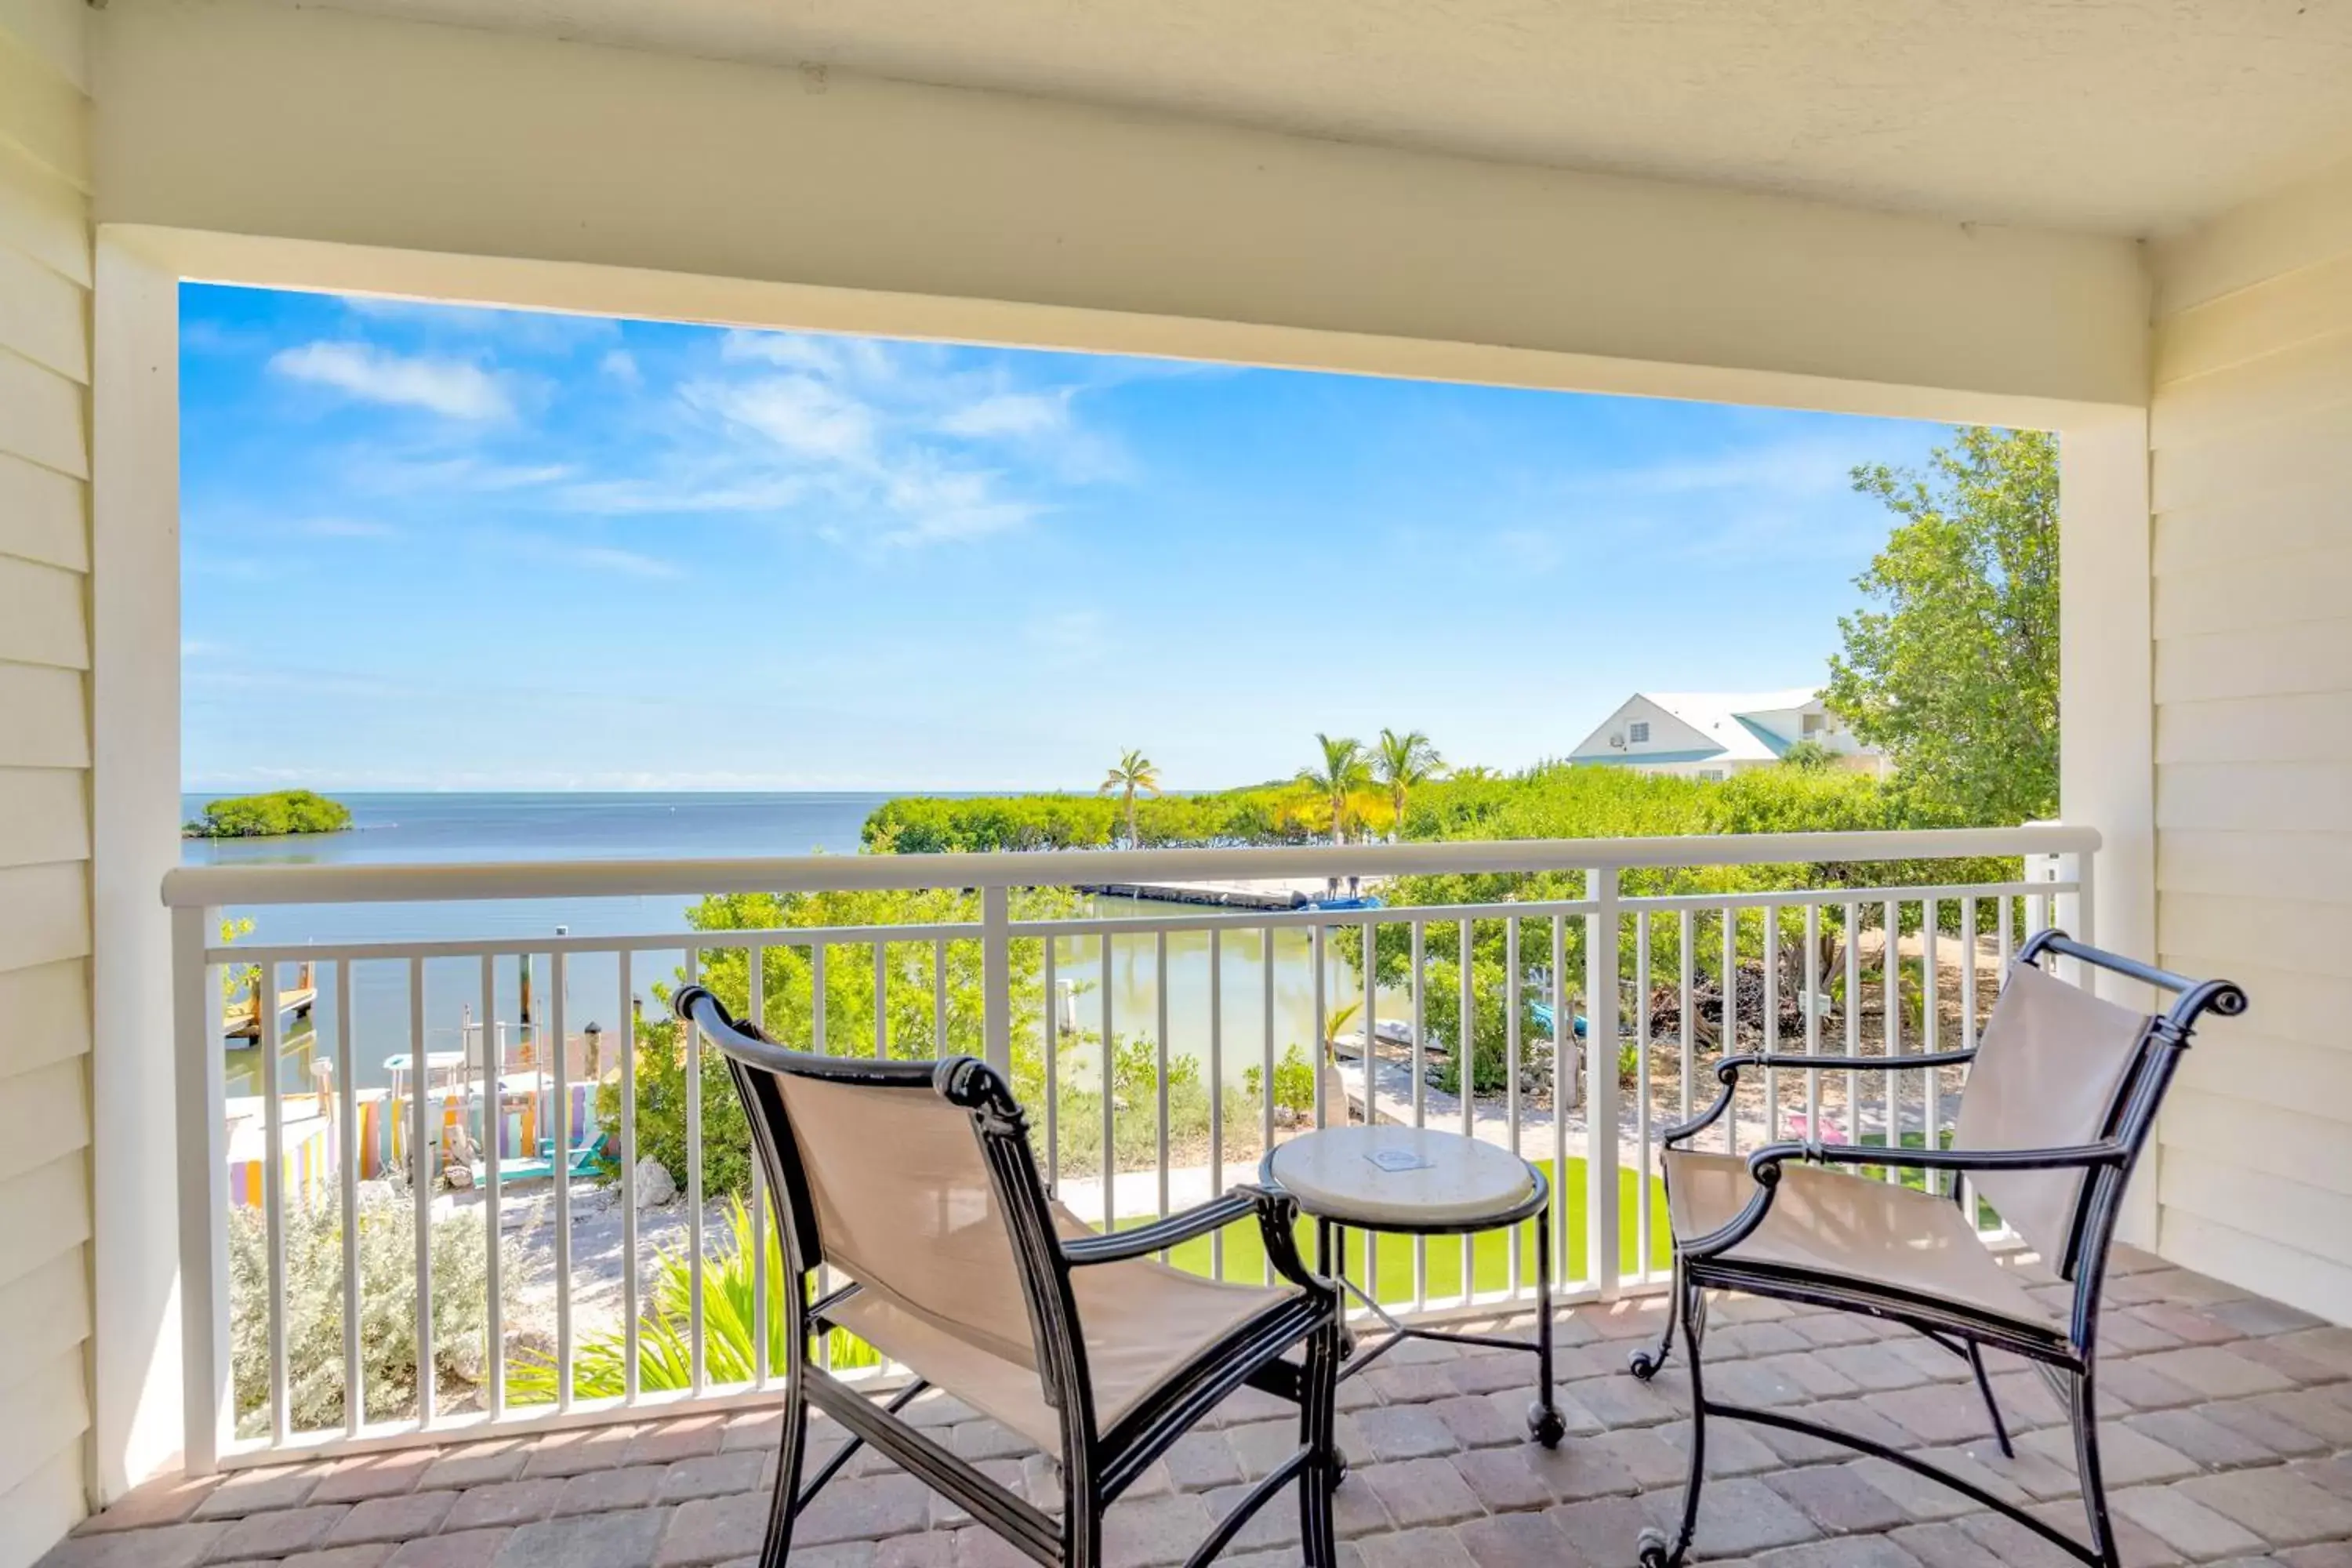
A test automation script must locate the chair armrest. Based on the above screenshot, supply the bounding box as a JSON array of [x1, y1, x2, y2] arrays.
[[1657, 1049, 1977, 1149], [1060, 1190, 1261, 1267], [1749, 1138, 2128, 1181]]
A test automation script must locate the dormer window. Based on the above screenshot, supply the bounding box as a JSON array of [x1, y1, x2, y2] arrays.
[[1628, 721, 1650, 744]]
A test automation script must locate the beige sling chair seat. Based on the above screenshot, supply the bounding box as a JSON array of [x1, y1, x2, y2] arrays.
[[674, 986, 1347, 1568], [1628, 931, 2246, 1568]]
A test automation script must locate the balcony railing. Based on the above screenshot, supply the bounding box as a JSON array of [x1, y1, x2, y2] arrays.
[[162, 826, 2095, 1470]]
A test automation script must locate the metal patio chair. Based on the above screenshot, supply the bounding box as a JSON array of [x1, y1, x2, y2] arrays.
[[674, 986, 1347, 1568], [1626, 931, 2245, 1568]]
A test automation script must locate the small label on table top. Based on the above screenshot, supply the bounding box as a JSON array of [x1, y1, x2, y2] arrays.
[[1364, 1147, 1436, 1173]]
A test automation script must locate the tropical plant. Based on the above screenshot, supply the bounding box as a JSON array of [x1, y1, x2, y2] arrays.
[[1296, 734, 1371, 846], [229, 1193, 506, 1435], [220, 915, 260, 1007], [1372, 729, 1444, 839], [1243, 1045, 1318, 1116], [1097, 749, 1162, 847], [1827, 426, 2059, 826]]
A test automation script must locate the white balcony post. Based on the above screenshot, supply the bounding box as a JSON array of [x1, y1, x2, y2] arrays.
[[1585, 867, 1621, 1298], [171, 904, 230, 1474], [982, 884, 1012, 1079]]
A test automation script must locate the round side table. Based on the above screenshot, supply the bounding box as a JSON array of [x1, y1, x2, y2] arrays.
[[1262, 1125, 1565, 1446]]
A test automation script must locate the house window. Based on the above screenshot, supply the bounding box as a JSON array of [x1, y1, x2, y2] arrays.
[[1700, 769, 1726, 782], [1802, 712, 1824, 735], [1627, 721, 1650, 743]]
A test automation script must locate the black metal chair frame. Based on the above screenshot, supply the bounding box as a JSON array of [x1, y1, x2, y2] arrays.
[[675, 985, 1348, 1568], [1624, 931, 2247, 1568]]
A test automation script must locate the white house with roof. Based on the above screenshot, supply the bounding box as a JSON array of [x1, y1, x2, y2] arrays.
[[1566, 690, 1885, 780]]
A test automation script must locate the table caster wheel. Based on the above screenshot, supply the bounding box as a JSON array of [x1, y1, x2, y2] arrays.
[[1526, 1403, 1566, 1449], [1637, 1526, 1675, 1567], [1338, 1330, 1357, 1360], [1628, 1348, 1663, 1381], [1330, 1457, 1349, 1490]]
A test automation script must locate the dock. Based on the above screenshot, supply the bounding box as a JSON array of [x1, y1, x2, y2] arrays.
[[222, 961, 318, 1042], [1077, 875, 1381, 910]]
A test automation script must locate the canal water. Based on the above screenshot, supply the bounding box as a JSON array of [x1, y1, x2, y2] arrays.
[[187, 793, 1373, 1097]]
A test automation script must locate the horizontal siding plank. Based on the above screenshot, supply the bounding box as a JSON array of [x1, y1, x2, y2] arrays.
[[2158, 827, 2352, 906], [0, 1440, 81, 1568], [2150, 328, 2352, 452], [0, 1056, 82, 1188], [2159, 890, 2352, 980], [0, 0, 89, 93], [0, 451, 83, 570], [0, 345, 84, 479], [0, 859, 85, 975], [0, 1152, 85, 1296], [0, 241, 82, 383], [0, 1250, 88, 1408], [2172, 1026, 2352, 1116], [0, 957, 83, 1080], [2154, 948, 2351, 1051], [2159, 1209, 2352, 1328], [0, 554, 84, 670], [2157, 692, 2352, 764], [0, 28, 84, 189], [2153, 543, 2352, 639], [2151, 399, 2352, 515], [2159, 1148, 2352, 1256], [0, 1356, 84, 1507], [2152, 159, 2352, 318], [0, 138, 85, 289], [2152, 621, 2352, 706], [2156, 761, 2352, 833], [2154, 482, 2351, 577], [0, 766, 82, 870], [2156, 248, 2352, 384], [2159, 1088, 2351, 1196], [0, 664, 85, 767]]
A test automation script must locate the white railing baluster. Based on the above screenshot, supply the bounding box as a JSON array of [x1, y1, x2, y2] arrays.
[[477, 954, 503, 1420], [1311, 924, 1327, 1138], [1505, 916, 1522, 1294], [750, 948, 769, 1388], [619, 949, 639, 1403], [1762, 904, 1779, 1151], [875, 939, 888, 1060], [1634, 912, 1652, 1282], [1803, 902, 1822, 1143], [1922, 901, 1940, 1192], [1845, 901, 1862, 1157], [1678, 909, 1695, 1128], [982, 886, 1012, 1080], [408, 957, 434, 1428], [1101, 931, 1116, 1233], [684, 946, 704, 1393], [1360, 914, 1379, 1305], [1207, 928, 1222, 1279], [933, 936, 949, 1054], [1550, 914, 1568, 1290], [1043, 936, 1059, 1196], [1410, 918, 1428, 1308], [1883, 902, 1902, 1183], [1156, 928, 1171, 1246], [260, 960, 289, 1446], [1260, 925, 1274, 1288], [1721, 906, 1739, 1156], [1586, 868, 1621, 1298], [553, 952, 573, 1409], [1458, 920, 1475, 1300], [336, 961, 362, 1436]]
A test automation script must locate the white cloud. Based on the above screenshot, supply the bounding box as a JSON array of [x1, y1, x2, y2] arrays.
[[878, 465, 1039, 546], [684, 375, 877, 466], [1023, 609, 1105, 654], [270, 341, 514, 419], [554, 474, 808, 516], [599, 349, 641, 385], [1573, 438, 1861, 500], [564, 543, 683, 579], [1490, 527, 1566, 575], [720, 329, 900, 384], [351, 454, 574, 494], [939, 391, 1069, 440]]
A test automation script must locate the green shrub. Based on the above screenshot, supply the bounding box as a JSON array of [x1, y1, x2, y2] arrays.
[[186, 789, 353, 838], [227, 1194, 507, 1436], [1242, 1045, 1317, 1115]]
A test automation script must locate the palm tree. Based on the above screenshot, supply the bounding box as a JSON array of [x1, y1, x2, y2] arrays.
[[1372, 728, 1444, 839], [1296, 733, 1371, 846], [1097, 749, 1160, 846]]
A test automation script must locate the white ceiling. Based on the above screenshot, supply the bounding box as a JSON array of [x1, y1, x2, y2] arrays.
[[281, 0, 2352, 236]]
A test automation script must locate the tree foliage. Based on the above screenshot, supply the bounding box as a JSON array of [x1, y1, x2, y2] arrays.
[[186, 789, 354, 838], [1372, 728, 1445, 837], [1826, 426, 2060, 826], [1097, 749, 1162, 847], [1297, 734, 1373, 846]]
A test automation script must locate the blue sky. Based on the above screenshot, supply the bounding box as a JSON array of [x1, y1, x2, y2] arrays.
[[180, 284, 1950, 792]]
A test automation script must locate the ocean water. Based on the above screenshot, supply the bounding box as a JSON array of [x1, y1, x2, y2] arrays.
[[187, 792, 1359, 1096]]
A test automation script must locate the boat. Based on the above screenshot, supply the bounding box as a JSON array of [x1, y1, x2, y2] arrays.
[[1528, 1000, 1591, 1039], [1330, 1017, 1420, 1058], [1298, 893, 1385, 912]]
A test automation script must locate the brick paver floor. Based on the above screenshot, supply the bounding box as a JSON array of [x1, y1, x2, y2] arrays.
[[46, 1247, 2352, 1566]]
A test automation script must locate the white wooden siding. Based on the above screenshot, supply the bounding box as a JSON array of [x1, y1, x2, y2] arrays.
[[0, 3, 90, 1559], [2151, 158, 2352, 1326]]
